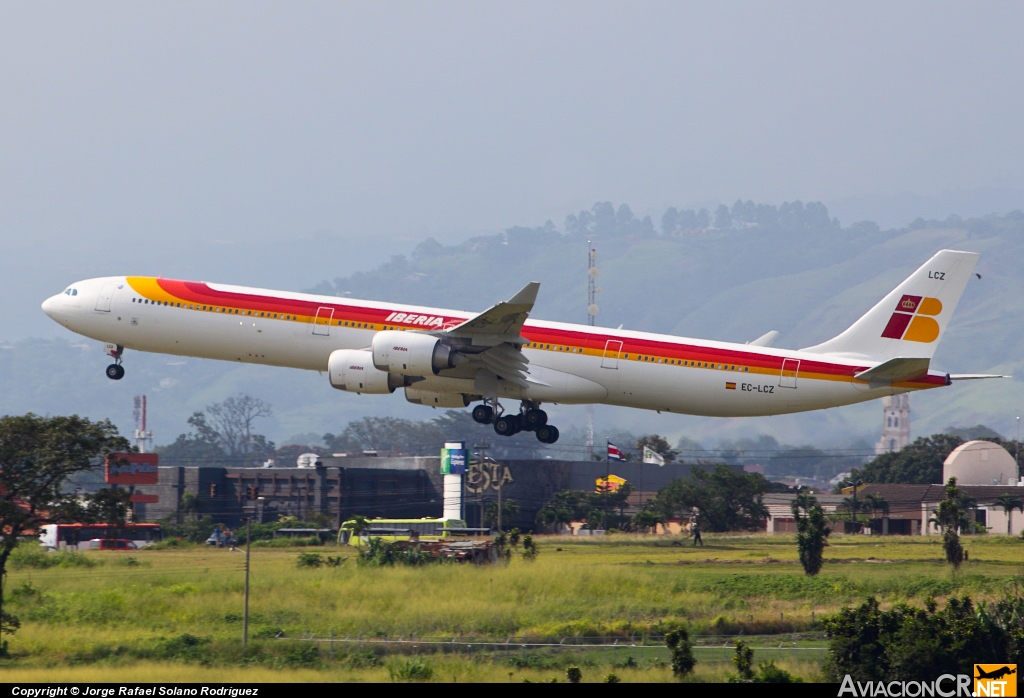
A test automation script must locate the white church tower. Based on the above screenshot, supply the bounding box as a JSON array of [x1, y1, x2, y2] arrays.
[[875, 394, 911, 454]]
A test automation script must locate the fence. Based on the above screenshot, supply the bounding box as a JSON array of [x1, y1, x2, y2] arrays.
[[282, 632, 829, 665]]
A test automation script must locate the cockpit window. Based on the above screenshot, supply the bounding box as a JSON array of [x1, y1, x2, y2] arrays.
[[64, 288, 78, 296]]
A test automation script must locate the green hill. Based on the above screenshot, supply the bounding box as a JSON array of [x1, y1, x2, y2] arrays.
[[4, 202, 1021, 459]]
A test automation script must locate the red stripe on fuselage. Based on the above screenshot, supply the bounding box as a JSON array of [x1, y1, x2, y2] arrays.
[[142, 278, 943, 390]]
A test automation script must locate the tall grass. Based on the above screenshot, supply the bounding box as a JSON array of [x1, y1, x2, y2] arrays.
[[3, 533, 1020, 680]]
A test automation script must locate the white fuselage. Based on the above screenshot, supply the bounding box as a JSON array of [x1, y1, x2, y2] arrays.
[[42, 276, 947, 418]]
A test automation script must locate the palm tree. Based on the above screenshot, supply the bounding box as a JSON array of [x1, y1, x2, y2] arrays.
[[993, 494, 1024, 535], [864, 494, 890, 534]]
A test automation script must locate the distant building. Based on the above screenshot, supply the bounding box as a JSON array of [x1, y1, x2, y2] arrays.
[[138, 456, 717, 531], [875, 394, 911, 454]]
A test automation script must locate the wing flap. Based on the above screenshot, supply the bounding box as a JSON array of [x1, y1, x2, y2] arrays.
[[441, 283, 540, 395]]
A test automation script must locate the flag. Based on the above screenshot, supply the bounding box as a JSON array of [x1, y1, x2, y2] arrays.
[[642, 446, 665, 466], [607, 441, 624, 462]]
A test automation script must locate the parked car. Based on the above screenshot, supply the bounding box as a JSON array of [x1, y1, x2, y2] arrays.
[[205, 528, 237, 547], [86, 538, 138, 551]]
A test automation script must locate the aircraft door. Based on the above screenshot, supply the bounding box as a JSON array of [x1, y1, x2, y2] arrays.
[[779, 358, 800, 388], [94, 282, 116, 312], [601, 339, 623, 369], [312, 306, 334, 336]]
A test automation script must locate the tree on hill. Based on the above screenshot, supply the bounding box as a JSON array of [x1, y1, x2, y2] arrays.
[[158, 394, 274, 467], [157, 412, 227, 467], [837, 434, 966, 487], [945, 424, 1003, 441], [0, 414, 129, 654], [204, 394, 274, 466], [636, 434, 677, 463]]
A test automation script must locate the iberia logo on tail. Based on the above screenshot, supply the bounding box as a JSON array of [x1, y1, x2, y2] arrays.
[[881, 295, 943, 343]]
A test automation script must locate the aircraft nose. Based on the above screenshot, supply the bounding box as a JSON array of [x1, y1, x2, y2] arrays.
[[42, 294, 65, 322]]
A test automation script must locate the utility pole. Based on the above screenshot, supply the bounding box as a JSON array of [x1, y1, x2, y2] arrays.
[[1016, 416, 1021, 483], [243, 518, 251, 647], [475, 442, 490, 529]]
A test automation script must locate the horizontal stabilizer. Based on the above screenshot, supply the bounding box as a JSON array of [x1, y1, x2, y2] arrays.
[[948, 373, 1010, 381], [854, 357, 931, 384]]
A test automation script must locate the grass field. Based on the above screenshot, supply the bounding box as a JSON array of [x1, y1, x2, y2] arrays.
[[2, 532, 1021, 682]]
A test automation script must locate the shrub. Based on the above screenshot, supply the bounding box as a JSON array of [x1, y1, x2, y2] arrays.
[[9, 544, 97, 570], [296, 552, 324, 568], [666, 628, 696, 678], [388, 657, 434, 681], [732, 639, 754, 681], [158, 633, 211, 662], [793, 491, 831, 576], [823, 593, 1024, 681], [754, 661, 802, 683]]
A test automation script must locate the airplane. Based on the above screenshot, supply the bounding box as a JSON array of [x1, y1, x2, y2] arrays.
[[975, 666, 1016, 680], [42, 249, 1000, 445]]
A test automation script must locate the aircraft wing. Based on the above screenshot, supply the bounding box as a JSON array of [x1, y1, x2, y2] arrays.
[[437, 282, 540, 391], [444, 282, 539, 347]]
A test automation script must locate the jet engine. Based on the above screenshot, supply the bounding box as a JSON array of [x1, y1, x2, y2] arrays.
[[404, 387, 469, 408], [371, 330, 461, 376], [328, 349, 403, 394]]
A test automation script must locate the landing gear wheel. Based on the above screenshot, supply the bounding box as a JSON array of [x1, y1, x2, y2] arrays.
[[523, 408, 548, 430], [106, 364, 125, 380], [536, 424, 559, 444], [472, 404, 494, 424], [494, 415, 521, 437]]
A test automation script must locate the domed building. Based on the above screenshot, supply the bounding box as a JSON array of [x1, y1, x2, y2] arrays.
[[943, 441, 1018, 486]]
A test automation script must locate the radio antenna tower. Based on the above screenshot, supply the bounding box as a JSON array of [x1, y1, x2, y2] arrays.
[[587, 242, 599, 325], [585, 242, 600, 459], [133, 395, 153, 453]]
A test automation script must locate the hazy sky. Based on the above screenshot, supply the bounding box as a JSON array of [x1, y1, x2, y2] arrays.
[[3, 2, 1024, 339]]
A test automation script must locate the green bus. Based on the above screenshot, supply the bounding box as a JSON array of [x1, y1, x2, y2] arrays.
[[338, 517, 488, 547]]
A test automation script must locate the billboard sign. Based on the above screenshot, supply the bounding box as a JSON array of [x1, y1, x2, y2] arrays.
[[105, 453, 159, 485], [441, 441, 467, 475]]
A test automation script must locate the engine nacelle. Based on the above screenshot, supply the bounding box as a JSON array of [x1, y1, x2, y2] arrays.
[[404, 387, 469, 408], [371, 330, 458, 376], [328, 349, 403, 394]]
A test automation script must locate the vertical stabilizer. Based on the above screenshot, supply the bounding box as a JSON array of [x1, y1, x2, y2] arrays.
[[801, 249, 978, 361]]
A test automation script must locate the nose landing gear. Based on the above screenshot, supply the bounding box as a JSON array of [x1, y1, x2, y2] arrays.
[[473, 399, 559, 444]]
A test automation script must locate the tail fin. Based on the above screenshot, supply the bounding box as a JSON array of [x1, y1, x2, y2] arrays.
[[801, 249, 979, 361]]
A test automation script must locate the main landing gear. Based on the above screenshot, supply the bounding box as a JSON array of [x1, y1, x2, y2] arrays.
[[105, 344, 125, 381], [472, 400, 560, 444]]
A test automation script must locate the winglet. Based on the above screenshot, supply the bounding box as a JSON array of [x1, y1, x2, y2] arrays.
[[507, 282, 540, 307], [443, 282, 541, 345], [747, 330, 780, 347]]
